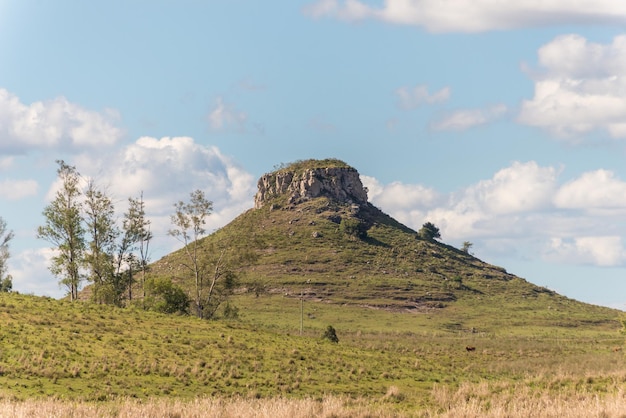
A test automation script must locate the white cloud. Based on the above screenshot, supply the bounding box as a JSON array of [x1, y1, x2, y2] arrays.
[[362, 175, 440, 210], [9, 247, 63, 297], [0, 88, 123, 153], [364, 161, 626, 267], [0, 179, 38, 200], [519, 35, 626, 140], [554, 170, 626, 210], [73, 137, 256, 255], [546, 236, 626, 267], [395, 85, 450, 109], [366, 161, 557, 242], [465, 161, 557, 215], [208, 96, 248, 132], [303, 0, 626, 33], [432, 104, 507, 131]]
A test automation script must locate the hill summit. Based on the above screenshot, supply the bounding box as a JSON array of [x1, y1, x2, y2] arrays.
[[254, 158, 368, 209]]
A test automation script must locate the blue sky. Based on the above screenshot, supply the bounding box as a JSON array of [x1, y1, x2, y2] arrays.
[[1, 1, 626, 308]]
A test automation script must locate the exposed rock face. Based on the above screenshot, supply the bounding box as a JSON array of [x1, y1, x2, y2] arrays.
[[254, 166, 368, 209]]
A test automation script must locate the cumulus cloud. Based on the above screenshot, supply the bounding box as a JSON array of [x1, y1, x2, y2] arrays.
[[395, 85, 450, 109], [363, 175, 440, 210], [546, 236, 626, 267], [465, 161, 557, 215], [303, 0, 626, 33], [208, 96, 248, 132], [73, 137, 256, 254], [554, 170, 626, 210], [432, 104, 507, 131], [0, 88, 123, 153], [519, 35, 626, 140], [365, 161, 626, 267], [9, 248, 62, 297], [0, 179, 38, 200]]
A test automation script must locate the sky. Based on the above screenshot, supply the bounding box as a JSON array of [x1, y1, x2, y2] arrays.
[[1, 1, 626, 309]]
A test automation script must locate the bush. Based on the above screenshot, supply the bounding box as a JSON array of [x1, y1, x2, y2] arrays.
[[322, 325, 339, 343], [223, 302, 239, 320], [339, 218, 367, 240], [144, 278, 190, 315], [418, 222, 441, 241]]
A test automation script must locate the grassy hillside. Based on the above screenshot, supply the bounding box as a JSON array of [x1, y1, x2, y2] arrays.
[[150, 186, 618, 335]]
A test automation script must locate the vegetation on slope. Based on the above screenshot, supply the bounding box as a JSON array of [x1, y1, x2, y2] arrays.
[[150, 192, 617, 335], [269, 158, 353, 175]]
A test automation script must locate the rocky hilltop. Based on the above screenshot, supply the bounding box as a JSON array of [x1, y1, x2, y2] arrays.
[[254, 159, 368, 209]]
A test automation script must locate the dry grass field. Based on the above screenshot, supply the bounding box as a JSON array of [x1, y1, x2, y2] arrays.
[[2, 387, 626, 418]]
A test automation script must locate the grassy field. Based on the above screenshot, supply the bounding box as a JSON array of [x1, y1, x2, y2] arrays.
[[0, 292, 624, 416]]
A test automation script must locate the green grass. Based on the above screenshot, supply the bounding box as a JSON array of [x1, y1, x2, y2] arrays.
[[0, 291, 623, 414], [150, 194, 618, 338]]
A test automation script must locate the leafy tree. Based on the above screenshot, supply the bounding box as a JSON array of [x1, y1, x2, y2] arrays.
[[38, 161, 86, 301], [418, 222, 441, 241], [84, 180, 120, 304], [322, 325, 339, 343], [0, 275, 12, 293], [168, 190, 213, 318], [462, 241, 473, 254], [0, 216, 14, 290], [144, 277, 190, 315], [121, 193, 152, 301]]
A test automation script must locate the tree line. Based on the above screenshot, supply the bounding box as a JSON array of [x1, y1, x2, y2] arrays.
[[36, 160, 152, 305], [34, 160, 234, 319]]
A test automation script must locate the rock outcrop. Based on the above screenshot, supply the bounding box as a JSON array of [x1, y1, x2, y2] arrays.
[[254, 164, 368, 209]]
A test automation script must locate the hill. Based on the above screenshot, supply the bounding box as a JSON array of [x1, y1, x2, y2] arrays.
[[1, 158, 625, 415], [150, 158, 618, 334]]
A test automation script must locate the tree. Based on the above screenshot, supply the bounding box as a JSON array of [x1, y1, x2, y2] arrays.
[[418, 222, 441, 241], [0, 276, 12, 293], [462, 241, 473, 254], [168, 190, 213, 318], [199, 246, 237, 319], [38, 161, 85, 301], [0, 216, 14, 291], [84, 180, 120, 304], [120, 193, 152, 301]]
